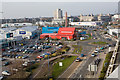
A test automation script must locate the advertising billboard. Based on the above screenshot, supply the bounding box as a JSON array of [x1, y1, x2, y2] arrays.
[[19, 31, 26, 34], [6, 33, 13, 38]]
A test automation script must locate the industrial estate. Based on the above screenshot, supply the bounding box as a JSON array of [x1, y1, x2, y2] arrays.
[[0, 1, 120, 80]]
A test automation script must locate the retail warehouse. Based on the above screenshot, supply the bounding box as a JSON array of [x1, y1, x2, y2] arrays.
[[40, 27, 77, 40]]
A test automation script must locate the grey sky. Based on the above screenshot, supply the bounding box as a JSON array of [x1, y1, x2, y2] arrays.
[[1, 2, 118, 19], [2, 0, 120, 2]]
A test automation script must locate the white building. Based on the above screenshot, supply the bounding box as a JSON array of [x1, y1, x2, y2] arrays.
[[108, 28, 120, 38], [98, 14, 111, 22], [79, 14, 98, 22], [16, 26, 38, 39], [35, 21, 52, 26], [54, 9, 63, 19], [69, 21, 103, 27], [112, 14, 120, 21], [52, 19, 65, 25], [1, 23, 33, 28]]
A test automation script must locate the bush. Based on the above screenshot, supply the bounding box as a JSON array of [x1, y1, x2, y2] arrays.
[[26, 63, 39, 72], [99, 52, 113, 79]]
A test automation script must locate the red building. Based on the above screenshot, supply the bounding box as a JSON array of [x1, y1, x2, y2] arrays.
[[40, 27, 76, 40]]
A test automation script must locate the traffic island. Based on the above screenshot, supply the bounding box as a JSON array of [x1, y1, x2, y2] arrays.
[[91, 41, 108, 45]]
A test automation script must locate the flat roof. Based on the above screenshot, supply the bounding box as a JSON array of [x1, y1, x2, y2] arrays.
[[18, 26, 38, 32]]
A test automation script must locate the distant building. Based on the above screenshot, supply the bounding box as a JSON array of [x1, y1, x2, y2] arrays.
[[98, 14, 111, 22], [112, 14, 120, 24], [79, 14, 98, 22], [118, 1, 120, 14], [69, 21, 103, 27], [52, 19, 65, 25], [54, 9, 63, 19], [1, 23, 33, 28]]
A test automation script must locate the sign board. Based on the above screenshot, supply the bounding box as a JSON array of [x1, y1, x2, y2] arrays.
[[6, 33, 13, 38], [88, 65, 97, 72], [109, 47, 112, 52], [19, 31, 26, 34], [61, 31, 72, 33], [59, 62, 63, 67]]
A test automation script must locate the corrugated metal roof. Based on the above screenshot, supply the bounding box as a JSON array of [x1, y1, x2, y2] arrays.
[[58, 27, 75, 31], [18, 26, 38, 32], [0, 27, 17, 32]]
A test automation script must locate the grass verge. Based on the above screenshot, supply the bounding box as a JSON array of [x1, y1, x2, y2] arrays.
[[52, 56, 77, 78], [92, 41, 108, 45], [72, 45, 82, 54]]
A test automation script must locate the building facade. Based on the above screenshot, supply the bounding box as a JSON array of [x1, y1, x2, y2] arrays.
[[79, 14, 98, 22], [54, 9, 63, 19], [42, 27, 59, 34]]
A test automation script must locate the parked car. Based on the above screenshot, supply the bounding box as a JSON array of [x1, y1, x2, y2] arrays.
[[3, 62, 10, 66], [22, 55, 28, 59], [2, 71, 10, 76]]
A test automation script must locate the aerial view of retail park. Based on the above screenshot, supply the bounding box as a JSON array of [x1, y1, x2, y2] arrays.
[[0, 1, 120, 80]]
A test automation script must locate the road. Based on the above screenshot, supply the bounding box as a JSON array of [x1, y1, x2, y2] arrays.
[[70, 30, 116, 79]]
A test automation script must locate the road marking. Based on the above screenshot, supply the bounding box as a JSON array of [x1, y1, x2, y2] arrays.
[[33, 61, 46, 78]]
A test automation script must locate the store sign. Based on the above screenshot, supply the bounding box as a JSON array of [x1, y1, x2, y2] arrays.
[[19, 31, 26, 34], [6, 33, 13, 38], [61, 31, 72, 33]]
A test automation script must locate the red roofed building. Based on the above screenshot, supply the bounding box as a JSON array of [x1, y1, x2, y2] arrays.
[[40, 27, 77, 40], [40, 33, 57, 39]]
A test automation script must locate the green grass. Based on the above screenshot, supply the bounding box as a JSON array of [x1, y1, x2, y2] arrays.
[[72, 45, 82, 54], [52, 56, 77, 78], [92, 41, 108, 45]]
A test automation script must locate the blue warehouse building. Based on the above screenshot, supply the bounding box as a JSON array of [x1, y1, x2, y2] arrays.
[[42, 27, 59, 34]]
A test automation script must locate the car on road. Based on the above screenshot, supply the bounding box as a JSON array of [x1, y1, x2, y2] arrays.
[[81, 54, 84, 57], [106, 38, 112, 41], [91, 53, 96, 57], [75, 58, 81, 62], [2, 71, 10, 76], [100, 47, 104, 50]]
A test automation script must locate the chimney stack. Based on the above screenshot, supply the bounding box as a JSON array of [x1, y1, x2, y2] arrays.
[[65, 12, 68, 27]]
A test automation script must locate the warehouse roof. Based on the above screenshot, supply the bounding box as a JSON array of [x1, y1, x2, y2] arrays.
[[0, 27, 17, 32], [18, 26, 38, 32]]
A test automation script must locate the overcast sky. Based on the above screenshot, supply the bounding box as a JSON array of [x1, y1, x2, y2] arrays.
[[0, 1, 119, 19], [2, 0, 120, 2]]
